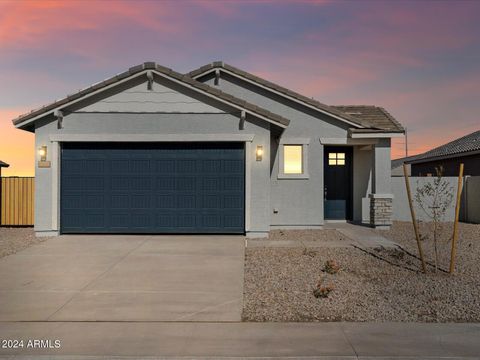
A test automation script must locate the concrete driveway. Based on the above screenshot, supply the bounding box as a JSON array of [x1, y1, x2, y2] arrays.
[[0, 234, 245, 322]]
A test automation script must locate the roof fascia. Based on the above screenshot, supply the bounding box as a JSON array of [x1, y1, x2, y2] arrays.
[[350, 132, 404, 138], [407, 149, 480, 165], [192, 67, 365, 129]]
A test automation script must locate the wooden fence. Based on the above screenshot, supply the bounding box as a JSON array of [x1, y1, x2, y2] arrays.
[[0, 177, 34, 226]]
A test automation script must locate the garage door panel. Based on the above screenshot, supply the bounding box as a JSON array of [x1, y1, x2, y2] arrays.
[[61, 142, 244, 234], [131, 177, 152, 191], [155, 160, 175, 173], [111, 194, 129, 208], [63, 159, 85, 173], [156, 194, 175, 209], [131, 194, 151, 209], [112, 177, 129, 190], [110, 213, 131, 229]]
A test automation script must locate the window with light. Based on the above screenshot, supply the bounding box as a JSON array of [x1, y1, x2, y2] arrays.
[[328, 152, 345, 166], [284, 145, 303, 174]]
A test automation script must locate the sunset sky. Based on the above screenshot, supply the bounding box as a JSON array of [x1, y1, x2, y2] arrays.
[[1, 0, 479, 176]]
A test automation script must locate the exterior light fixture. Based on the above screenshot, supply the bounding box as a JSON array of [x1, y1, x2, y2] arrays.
[[256, 145, 263, 161], [38, 146, 47, 161]]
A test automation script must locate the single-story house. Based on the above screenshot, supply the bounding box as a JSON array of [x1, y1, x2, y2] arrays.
[[393, 130, 480, 177], [391, 154, 421, 176], [0, 160, 9, 176], [13, 62, 404, 237]]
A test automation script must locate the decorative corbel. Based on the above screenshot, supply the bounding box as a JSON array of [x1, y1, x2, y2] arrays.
[[214, 69, 220, 86], [54, 110, 64, 129], [146, 70, 154, 90], [239, 110, 246, 130]]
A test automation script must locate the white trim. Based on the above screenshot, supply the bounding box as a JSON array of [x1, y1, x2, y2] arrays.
[[245, 142, 251, 232], [192, 67, 365, 129], [278, 142, 309, 179], [320, 137, 379, 145], [49, 134, 255, 142], [350, 132, 403, 138], [52, 134, 253, 235], [51, 141, 60, 231], [15, 69, 288, 129]]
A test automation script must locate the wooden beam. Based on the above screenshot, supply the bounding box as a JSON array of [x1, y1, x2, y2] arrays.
[[403, 163, 427, 273]]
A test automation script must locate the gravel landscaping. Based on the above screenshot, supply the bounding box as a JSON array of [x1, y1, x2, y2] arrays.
[[243, 221, 480, 322], [267, 229, 349, 242], [0, 227, 50, 258]]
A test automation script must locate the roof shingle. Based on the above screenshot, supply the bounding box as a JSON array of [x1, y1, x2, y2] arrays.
[[407, 130, 480, 163]]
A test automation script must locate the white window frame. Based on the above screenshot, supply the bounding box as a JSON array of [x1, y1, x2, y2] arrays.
[[278, 138, 310, 179]]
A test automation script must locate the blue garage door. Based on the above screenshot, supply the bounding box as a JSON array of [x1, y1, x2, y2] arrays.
[[61, 142, 245, 234]]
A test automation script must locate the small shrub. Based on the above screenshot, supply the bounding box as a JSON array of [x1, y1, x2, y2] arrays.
[[313, 279, 334, 298], [302, 247, 317, 257], [323, 259, 340, 274]]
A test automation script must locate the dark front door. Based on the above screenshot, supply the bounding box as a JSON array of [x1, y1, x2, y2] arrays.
[[324, 146, 353, 220], [61, 142, 245, 234]]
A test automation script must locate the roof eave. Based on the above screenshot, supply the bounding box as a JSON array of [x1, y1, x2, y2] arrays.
[[13, 64, 290, 130], [407, 149, 480, 165], [349, 128, 405, 138]]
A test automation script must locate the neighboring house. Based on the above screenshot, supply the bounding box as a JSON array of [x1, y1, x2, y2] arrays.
[[393, 130, 480, 177], [0, 160, 9, 176], [12, 61, 404, 237], [391, 154, 421, 176]]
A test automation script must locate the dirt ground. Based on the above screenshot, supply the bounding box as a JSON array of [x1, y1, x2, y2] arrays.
[[0, 227, 49, 258], [243, 221, 480, 322]]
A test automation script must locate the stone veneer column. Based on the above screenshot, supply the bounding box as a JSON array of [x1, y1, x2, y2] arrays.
[[369, 194, 393, 228]]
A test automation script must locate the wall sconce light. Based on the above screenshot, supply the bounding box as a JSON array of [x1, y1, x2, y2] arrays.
[[256, 145, 263, 161], [38, 146, 47, 162]]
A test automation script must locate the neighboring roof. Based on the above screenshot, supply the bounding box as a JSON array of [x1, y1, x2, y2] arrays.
[[407, 130, 480, 164], [332, 105, 404, 132], [391, 154, 422, 170], [188, 62, 404, 133], [0, 160, 9, 168], [13, 62, 290, 129]]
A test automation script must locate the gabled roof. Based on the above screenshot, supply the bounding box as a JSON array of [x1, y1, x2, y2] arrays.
[[0, 160, 9, 168], [391, 154, 422, 170], [188, 62, 404, 133], [332, 105, 404, 132], [406, 130, 480, 164], [12, 62, 290, 130]]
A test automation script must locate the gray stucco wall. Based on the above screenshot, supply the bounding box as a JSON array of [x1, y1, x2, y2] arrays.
[[391, 176, 458, 222], [353, 146, 373, 222], [464, 176, 480, 224], [33, 77, 272, 235], [200, 72, 374, 225]]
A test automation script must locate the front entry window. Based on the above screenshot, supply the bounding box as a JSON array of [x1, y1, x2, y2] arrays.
[[284, 145, 303, 174], [328, 152, 345, 166]]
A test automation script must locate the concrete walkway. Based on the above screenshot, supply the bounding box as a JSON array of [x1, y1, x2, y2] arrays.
[[0, 235, 245, 322], [329, 222, 399, 248], [0, 322, 478, 358], [248, 223, 399, 249]]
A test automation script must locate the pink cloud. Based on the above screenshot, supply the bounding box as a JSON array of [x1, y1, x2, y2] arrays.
[[0, 1, 195, 56], [0, 108, 34, 176]]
